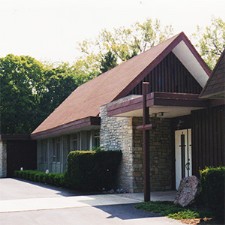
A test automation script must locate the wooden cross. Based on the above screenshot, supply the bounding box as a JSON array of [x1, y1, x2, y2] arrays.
[[136, 82, 154, 202]]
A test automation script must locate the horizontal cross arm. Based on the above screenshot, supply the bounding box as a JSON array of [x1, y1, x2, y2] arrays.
[[136, 124, 154, 130]]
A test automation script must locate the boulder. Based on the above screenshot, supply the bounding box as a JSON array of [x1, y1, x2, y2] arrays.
[[174, 176, 200, 207]]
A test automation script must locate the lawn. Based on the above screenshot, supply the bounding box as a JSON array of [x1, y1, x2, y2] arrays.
[[136, 201, 221, 225]]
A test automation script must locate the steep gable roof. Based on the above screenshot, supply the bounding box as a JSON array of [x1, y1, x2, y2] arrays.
[[32, 32, 210, 137], [200, 48, 225, 99]]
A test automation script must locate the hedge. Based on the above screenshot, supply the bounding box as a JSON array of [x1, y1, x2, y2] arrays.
[[199, 167, 225, 221], [14, 170, 65, 187], [65, 150, 122, 191]]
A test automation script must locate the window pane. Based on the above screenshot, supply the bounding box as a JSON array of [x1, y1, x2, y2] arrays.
[[71, 133, 80, 150], [93, 130, 100, 148], [41, 140, 47, 163], [53, 138, 60, 162]]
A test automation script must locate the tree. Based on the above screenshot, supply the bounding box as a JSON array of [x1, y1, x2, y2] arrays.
[[77, 19, 173, 73], [0, 56, 82, 134], [193, 17, 225, 69], [0, 54, 45, 134], [71, 55, 101, 84], [100, 51, 118, 73], [39, 63, 78, 118]]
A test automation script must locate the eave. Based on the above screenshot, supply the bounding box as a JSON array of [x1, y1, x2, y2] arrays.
[[200, 48, 225, 99], [107, 92, 208, 118], [115, 32, 211, 99], [0, 134, 31, 141], [31, 116, 101, 140]]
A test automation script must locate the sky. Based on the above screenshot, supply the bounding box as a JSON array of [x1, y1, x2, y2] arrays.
[[0, 0, 225, 64]]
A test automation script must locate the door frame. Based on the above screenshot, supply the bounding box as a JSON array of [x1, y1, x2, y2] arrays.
[[175, 129, 192, 189]]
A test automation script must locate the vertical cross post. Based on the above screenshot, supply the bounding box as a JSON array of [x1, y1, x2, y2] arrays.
[[180, 133, 186, 179], [142, 82, 150, 202]]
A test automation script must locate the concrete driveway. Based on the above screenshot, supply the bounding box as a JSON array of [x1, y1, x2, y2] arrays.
[[0, 178, 183, 225]]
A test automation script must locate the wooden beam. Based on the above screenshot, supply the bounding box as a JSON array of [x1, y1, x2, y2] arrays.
[[136, 124, 154, 130], [142, 82, 150, 202]]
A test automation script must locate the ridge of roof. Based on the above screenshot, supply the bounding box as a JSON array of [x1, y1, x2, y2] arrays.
[[32, 32, 208, 137]]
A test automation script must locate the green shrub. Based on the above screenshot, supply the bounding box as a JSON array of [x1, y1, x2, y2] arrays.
[[136, 201, 212, 220], [199, 166, 225, 221], [14, 170, 65, 187], [65, 150, 122, 191]]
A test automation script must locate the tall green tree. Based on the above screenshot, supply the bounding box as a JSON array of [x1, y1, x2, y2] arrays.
[[76, 19, 173, 73], [100, 51, 118, 73], [193, 17, 225, 69], [0, 56, 80, 134], [39, 63, 78, 118], [0, 54, 45, 134]]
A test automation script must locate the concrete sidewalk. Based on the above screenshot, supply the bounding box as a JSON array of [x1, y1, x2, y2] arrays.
[[0, 179, 183, 225], [0, 179, 176, 213], [0, 192, 176, 213]]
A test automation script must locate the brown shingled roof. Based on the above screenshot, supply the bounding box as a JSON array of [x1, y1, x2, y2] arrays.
[[32, 32, 209, 138], [200, 48, 225, 99]]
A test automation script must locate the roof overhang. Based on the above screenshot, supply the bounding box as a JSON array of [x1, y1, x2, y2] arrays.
[[31, 116, 101, 140], [201, 91, 225, 99], [172, 40, 209, 87], [116, 33, 210, 99], [107, 93, 208, 118], [200, 48, 225, 99], [0, 134, 31, 141]]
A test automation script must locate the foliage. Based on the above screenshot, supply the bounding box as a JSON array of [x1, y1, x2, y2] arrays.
[[169, 210, 199, 220], [39, 63, 79, 119], [0, 54, 46, 133], [77, 19, 173, 72], [71, 55, 101, 84], [65, 150, 122, 191], [199, 166, 225, 221], [136, 201, 213, 220], [100, 51, 118, 73], [193, 17, 225, 69], [14, 170, 65, 187], [0, 19, 174, 134], [2, 18, 225, 134], [0, 56, 83, 134]]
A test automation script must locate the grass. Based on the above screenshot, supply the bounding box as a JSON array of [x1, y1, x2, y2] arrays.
[[136, 201, 213, 220]]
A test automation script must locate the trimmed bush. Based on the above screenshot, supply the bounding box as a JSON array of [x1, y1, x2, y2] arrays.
[[65, 150, 122, 191], [14, 170, 65, 187], [199, 167, 225, 221]]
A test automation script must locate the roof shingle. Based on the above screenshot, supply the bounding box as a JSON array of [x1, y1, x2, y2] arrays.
[[200, 49, 225, 99], [32, 32, 209, 136]]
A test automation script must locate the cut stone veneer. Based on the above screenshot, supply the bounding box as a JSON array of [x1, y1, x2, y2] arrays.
[[100, 105, 134, 192], [100, 103, 173, 193], [0, 141, 7, 177], [133, 117, 173, 192]]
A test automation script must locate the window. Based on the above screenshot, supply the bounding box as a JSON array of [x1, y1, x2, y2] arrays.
[[71, 133, 80, 150], [79, 131, 91, 150], [53, 138, 60, 162], [93, 130, 100, 148], [63, 135, 70, 153], [40, 140, 47, 163]]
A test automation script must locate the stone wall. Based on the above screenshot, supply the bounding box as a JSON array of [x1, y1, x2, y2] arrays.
[[0, 141, 7, 177], [100, 105, 134, 192], [133, 117, 173, 192], [132, 117, 144, 192], [100, 101, 174, 192]]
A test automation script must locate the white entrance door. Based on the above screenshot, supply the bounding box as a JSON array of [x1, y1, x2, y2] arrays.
[[175, 129, 192, 189]]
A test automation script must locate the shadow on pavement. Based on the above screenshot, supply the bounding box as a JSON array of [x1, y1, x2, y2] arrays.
[[13, 178, 86, 197], [95, 203, 161, 220]]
